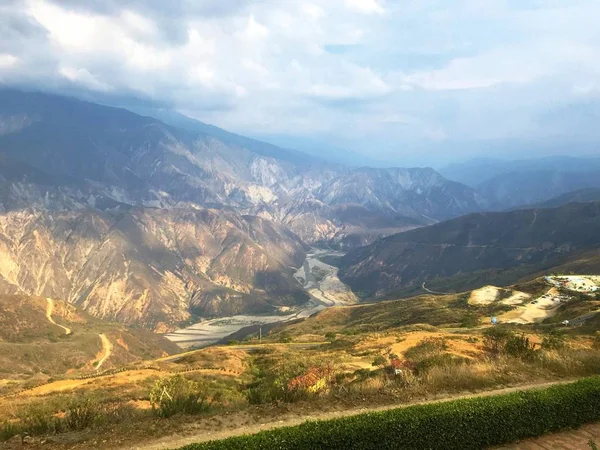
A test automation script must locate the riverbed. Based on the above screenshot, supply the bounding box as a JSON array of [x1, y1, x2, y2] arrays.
[[165, 249, 355, 348]]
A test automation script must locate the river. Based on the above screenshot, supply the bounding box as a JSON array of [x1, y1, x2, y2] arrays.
[[165, 248, 355, 348]]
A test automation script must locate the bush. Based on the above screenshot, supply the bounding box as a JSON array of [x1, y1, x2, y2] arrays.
[[504, 334, 537, 361], [482, 327, 513, 355], [245, 356, 337, 405], [404, 338, 457, 373], [371, 356, 387, 368], [0, 396, 138, 441], [325, 332, 337, 342], [542, 330, 566, 350], [150, 376, 219, 418], [180, 377, 600, 450]]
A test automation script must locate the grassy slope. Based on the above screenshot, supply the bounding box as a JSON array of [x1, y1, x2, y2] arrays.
[[0, 294, 179, 380]]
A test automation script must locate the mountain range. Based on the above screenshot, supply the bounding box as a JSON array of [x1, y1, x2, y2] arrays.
[[440, 156, 600, 207], [2, 87, 600, 330], [0, 88, 488, 328], [339, 201, 600, 298]]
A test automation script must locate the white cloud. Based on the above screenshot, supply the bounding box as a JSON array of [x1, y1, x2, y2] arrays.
[[59, 66, 112, 91], [344, 0, 384, 15], [1, 0, 599, 162], [0, 53, 19, 69]]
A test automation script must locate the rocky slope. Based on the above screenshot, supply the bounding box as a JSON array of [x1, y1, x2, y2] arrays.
[[0, 89, 486, 245], [0, 207, 308, 329], [0, 88, 489, 326], [339, 202, 600, 298]]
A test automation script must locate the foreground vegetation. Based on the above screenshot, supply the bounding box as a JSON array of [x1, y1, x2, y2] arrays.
[[2, 276, 599, 448], [181, 377, 600, 450]]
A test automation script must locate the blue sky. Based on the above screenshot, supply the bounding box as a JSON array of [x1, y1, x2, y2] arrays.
[[1, 0, 599, 165]]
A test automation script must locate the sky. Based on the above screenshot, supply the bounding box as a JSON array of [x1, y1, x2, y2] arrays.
[[1, 0, 599, 166]]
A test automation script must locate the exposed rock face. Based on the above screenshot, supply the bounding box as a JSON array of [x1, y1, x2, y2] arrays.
[[0, 89, 486, 247], [0, 89, 489, 326], [0, 208, 307, 328], [339, 202, 600, 298]]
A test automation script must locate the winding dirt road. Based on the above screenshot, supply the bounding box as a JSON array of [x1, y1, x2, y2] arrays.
[[95, 334, 113, 371], [45, 298, 72, 335]]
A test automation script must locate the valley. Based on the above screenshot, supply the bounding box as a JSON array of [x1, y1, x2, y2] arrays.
[[166, 248, 355, 348], [0, 89, 600, 450]]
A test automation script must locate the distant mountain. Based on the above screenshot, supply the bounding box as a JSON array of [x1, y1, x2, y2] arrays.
[[0, 89, 483, 245], [440, 155, 600, 188], [132, 107, 318, 167], [440, 156, 600, 208], [339, 202, 600, 298], [0, 88, 487, 326], [510, 188, 600, 211], [478, 169, 600, 208]]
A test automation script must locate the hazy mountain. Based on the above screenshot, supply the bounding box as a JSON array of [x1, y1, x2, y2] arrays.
[[131, 107, 318, 167], [478, 170, 600, 208], [0, 88, 490, 326], [440, 156, 600, 188], [440, 156, 600, 208], [510, 188, 600, 211], [339, 202, 600, 298]]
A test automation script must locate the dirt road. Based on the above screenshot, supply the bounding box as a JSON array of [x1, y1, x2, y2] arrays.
[[125, 379, 581, 450], [45, 298, 72, 335], [95, 334, 113, 371]]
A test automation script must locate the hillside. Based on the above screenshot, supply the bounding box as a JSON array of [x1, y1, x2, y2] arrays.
[[0, 207, 308, 329], [339, 202, 600, 298], [0, 294, 178, 380], [0, 89, 489, 325], [511, 188, 600, 211]]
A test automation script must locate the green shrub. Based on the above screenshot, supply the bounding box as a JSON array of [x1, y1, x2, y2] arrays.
[[325, 332, 337, 342], [150, 376, 218, 418], [542, 330, 566, 350], [180, 377, 600, 450], [0, 396, 138, 441], [482, 327, 514, 354], [504, 334, 537, 361], [371, 356, 387, 367]]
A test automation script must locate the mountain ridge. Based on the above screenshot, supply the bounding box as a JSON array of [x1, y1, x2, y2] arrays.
[[339, 201, 600, 298]]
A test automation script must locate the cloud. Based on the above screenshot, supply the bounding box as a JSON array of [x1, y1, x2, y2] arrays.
[[0, 54, 19, 69], [344, 0, 385, 15], [0, 0, 599, 164]]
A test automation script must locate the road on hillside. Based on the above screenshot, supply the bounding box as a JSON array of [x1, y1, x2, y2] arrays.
[[124, 379, 582, 450], [157, 342, 328, 363], [45, 297, 72, 335], [95, 334, 113, 371], [421, 282, 455, 295]]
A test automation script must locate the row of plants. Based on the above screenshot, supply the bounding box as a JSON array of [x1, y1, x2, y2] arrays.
[[181, 376, 600, 450]]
